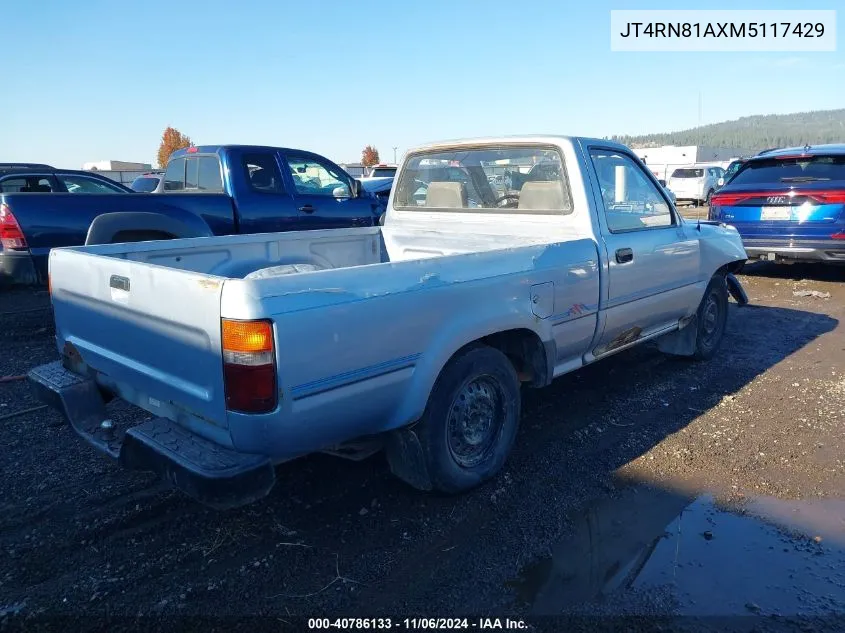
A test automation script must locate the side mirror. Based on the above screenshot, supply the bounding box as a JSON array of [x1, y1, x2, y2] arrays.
[[351, 179, 363, 198], [332, 185, 352, 198]]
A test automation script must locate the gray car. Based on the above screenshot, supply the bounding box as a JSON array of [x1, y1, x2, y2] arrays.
[[129, 171, 165, 193]]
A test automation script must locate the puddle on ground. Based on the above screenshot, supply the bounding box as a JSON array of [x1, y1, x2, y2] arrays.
[[509, 485, 845, 617]]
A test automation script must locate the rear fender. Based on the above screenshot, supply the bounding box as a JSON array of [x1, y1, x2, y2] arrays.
[[388, 315, 549, 430], [85, 211, 213, 245]]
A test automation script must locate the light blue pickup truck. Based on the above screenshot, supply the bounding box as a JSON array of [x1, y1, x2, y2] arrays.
[[29, 136, 749, 509]]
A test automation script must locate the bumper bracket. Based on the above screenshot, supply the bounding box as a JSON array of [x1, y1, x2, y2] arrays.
[[28, 360, 276, 509]]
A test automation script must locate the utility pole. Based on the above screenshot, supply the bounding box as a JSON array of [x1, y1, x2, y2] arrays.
[[392, 146, 398, 164]]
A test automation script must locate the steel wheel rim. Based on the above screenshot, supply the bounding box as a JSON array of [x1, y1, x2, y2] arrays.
[[446, 375, 506, 468], [700, 291, 722, 348]]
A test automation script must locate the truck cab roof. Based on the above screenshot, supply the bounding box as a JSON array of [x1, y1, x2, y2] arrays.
[[407, 135, 629, 153], [169, 145, 343, 162]]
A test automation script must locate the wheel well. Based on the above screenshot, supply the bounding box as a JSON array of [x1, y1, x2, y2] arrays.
[[477, 329, 549, 388], [718, 259, 746, 275], [110, 230, 175, 243]]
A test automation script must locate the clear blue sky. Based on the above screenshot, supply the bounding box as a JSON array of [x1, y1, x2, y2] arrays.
[[3, 0, 843, 167]]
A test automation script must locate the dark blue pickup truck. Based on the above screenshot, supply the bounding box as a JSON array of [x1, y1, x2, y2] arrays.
[[0, 145, 383, 285]]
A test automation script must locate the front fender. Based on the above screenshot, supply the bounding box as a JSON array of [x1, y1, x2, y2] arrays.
[[698, 222, 748, 276]]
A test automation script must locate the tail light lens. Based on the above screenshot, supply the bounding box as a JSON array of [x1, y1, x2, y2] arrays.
[[711, 190, 845, 207], [832, 232, 845, 240], [221, 319, 277, 414], [0, 203, 27, 249]]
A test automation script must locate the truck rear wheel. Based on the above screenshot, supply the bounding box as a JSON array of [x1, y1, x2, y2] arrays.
[[693, 274, 728, 360], [415, 345, 520, 494]]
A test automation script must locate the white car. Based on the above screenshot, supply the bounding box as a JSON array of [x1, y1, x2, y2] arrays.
[[667, 165, 724, 206]]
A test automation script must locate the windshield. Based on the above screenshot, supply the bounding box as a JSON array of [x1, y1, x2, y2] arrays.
[[131, 176, 160, 192], [729, 155, 845, 185], [671, 168, 704, 178], [393, 145, 572, 214], [724, 161, 743, 178]]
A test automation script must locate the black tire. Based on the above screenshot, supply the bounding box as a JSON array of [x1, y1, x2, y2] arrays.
[[416, 345, 521, 494], [693, 274, 729, 360]]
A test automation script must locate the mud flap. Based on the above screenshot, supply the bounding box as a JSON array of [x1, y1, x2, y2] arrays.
[[656, 315, 698, 357], [726, 273, 749, 307], [385, 426, 432, 491]]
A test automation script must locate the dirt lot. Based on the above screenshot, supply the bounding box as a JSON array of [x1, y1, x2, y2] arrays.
[[1, 263, 845, 631]]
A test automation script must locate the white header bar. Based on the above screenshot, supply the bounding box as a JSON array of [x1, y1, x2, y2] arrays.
[[611, 10, 837, 52]]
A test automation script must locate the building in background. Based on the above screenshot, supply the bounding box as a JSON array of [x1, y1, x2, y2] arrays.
[[339, 162, 367, 178], [632, 145, 755, 181], [81, 160, 155, 186]]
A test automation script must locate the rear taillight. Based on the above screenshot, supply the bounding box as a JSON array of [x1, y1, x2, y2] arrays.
[[832, 232, 845, 240], [806, 191, 845, 205], [709, 192, 747, 206], [0, 203, 27, 249], [710, 189, 845, 207], [221, 319, 277, 414]]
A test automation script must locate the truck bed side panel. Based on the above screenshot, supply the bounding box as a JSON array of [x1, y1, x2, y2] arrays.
[[223, 238, 600, 458], [49, 249, 230, 440]]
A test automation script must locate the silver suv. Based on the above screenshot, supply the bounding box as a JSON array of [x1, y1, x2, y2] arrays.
[[666, 165, 724, 206]]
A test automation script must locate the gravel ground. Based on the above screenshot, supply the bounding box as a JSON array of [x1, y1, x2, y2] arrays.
[[1, 262, 844, 631]]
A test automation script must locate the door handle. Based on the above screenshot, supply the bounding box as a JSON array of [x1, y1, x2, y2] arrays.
[[299, 205, 315, 214], [615, 247, 634, 264]]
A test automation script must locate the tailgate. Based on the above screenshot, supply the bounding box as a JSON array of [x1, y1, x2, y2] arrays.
[[668, 177, 701, 197], [49, 248, 229, 428]]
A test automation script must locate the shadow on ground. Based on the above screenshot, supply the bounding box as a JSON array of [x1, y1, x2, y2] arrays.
[[0, 292, 838, 621]]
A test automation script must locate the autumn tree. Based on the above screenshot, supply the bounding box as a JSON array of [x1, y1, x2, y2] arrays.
[[157, 126, 192, 168], [361, 145, 380, 167]]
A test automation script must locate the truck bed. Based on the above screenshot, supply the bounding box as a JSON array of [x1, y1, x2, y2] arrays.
[[48, 225, 600, 458]]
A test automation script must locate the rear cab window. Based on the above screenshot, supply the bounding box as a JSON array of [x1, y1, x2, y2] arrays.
[[729, 154, 845, 186], [164, 155, 223, 192], [163, 158, 186, 191], [393, 145, 573, 214], [671, 168, 704, 178], [131, 176, 161, 192]]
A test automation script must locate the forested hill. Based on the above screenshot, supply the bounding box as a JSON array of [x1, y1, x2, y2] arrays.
[[613, 109, 845, 150]]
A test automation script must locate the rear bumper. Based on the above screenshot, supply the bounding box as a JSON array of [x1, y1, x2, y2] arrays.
[[28, 360, 276, 509], [0, 248, 40, 285], [742, 239, 845, 264]]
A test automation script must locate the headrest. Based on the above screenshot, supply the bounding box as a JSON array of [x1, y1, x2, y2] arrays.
[[425, 181, 467, 208]]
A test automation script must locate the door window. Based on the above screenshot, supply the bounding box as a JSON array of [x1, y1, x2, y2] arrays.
[[0, 176, 54, 192], [283, 155, 350, 197], [243, 153, 285, 193], [589, 149, 674, 232]]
